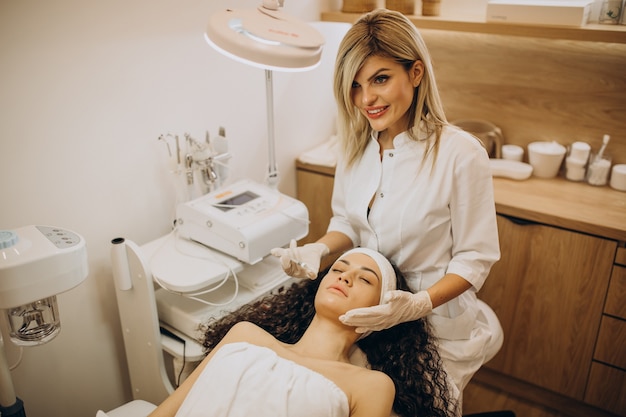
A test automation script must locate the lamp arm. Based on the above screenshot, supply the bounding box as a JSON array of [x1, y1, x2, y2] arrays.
[[265, 69, 279, 188]]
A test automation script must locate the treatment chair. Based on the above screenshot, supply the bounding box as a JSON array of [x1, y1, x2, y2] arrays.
[[98, 299, 509, 417], [102, 237, 505, 417]]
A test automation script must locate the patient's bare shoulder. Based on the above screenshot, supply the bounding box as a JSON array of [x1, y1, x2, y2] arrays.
[[349, 367, 395, 417], [221, 321, 275, 345]]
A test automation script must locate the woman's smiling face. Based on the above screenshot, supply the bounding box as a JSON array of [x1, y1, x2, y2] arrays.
[[351, 55, 424, 140]]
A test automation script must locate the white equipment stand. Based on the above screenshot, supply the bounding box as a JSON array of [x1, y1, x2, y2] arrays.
[[109, 234, 292, 410]]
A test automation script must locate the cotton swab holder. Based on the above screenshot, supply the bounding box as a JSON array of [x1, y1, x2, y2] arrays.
[[587, 134, 612, 186]]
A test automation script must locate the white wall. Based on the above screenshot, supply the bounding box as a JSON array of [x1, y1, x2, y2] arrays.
[[0, 1, 346, 415]]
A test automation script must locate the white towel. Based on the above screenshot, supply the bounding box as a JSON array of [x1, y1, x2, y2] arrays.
[[175, 342, 349, 417], [298, 136, 339, 167]]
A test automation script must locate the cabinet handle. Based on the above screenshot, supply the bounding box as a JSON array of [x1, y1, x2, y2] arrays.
[[499, 214, 537, 226]]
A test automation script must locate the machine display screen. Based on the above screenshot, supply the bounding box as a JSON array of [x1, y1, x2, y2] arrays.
[[214, 191, 260, 211]]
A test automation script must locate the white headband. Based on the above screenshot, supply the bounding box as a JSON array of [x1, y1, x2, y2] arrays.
[[337, 247, 397, 304]]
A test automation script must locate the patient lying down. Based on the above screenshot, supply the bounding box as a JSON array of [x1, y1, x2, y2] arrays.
[[148, 248, 456, 417]]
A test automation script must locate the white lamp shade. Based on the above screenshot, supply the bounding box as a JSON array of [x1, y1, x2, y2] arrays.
[[205, 7, 325, 72]]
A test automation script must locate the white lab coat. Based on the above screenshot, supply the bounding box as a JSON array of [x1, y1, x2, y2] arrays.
[[328, 125, 501, 394]]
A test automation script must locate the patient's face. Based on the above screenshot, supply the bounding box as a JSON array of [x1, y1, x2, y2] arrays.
[[315, 252, 382, 314]]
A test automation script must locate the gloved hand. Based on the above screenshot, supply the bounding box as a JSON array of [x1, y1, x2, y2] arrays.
[[270, 239, 329, 279], [339, 290, 433, 333]]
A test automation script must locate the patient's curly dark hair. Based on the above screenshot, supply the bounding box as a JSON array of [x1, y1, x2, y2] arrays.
[[200, 263, 456, 417]]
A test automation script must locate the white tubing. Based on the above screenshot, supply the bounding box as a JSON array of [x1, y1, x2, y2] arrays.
[[111, 238, 132, 291], [0, 337, 17, 407]]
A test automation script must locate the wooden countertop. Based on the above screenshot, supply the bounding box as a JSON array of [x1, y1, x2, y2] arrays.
[[493, 177, 626, 242], [296, 159, 626, 242]]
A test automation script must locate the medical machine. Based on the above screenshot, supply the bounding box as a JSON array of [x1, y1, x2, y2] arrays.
[[0, 225, 88, 417], [175, 179, 309, 264], [110, 181, 307, 405], [158, 129, 231, 201], [110, 235, 295, 408]]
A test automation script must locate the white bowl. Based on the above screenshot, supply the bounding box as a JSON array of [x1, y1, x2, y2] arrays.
[[501, 144, 524, 161], [527, 141, 566, 178]]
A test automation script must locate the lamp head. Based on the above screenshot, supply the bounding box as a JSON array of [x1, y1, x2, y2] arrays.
[[0, 225, 88, 346], [205, 5, 325, 72]]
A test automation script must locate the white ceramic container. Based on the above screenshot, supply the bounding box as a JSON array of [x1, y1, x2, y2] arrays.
[[610, 164, 626, 191], [527, 141, 566, 178]]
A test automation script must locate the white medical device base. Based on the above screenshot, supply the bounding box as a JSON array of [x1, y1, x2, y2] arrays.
[[110, 238, 174, 405], [110, 235, 293, 408], [0, 225, 88, 417]]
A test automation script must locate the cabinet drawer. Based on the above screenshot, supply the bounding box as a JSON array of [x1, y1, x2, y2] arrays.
[[594, 315, 626, 370], [480, 215, 615, 400], [585, 362, 626, 416], [605, 265, 626, 320], [616, 246, 626, 266]]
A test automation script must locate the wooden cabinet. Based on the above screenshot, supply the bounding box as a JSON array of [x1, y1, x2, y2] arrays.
[[584, 252, 626, 416], [295, 160, 335, 245], [478, 215, 616, 400], [585, 363, 626, 416]]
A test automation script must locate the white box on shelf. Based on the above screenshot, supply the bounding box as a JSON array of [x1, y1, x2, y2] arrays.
[[486, 0, 593, 27]]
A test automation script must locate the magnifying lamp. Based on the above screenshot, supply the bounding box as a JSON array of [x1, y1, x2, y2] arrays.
[[0, 225, 88, 417], [204, 1, 324, 188]]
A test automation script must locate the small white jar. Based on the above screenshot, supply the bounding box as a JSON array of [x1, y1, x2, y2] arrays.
[[569, 141, 591, 162], [565, 157, 587, 181], [609, 164, 626, 191], [501, 144, 524, 161], [565, 141, 591, 181]]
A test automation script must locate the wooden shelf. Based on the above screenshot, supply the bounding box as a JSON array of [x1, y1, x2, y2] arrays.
[[491, 176, 626, 242], [321, 10, 626, 44]]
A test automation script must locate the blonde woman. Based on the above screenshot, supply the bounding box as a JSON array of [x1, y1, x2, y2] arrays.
[[272, 9, 501, 400]]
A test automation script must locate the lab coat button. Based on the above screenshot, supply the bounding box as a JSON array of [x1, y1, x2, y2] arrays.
[[380, 192, 384, 198], [389, 152, 394, 157]]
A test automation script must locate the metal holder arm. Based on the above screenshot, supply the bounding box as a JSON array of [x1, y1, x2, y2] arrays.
[[265, 69, 279, 189]]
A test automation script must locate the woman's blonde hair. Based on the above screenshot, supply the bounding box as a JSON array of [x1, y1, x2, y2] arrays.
[[333, 9, 447, 167]]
